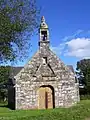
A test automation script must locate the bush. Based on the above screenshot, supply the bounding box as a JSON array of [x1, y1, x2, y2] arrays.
[[79, 88, 87, 95], [80, 94, 90, 100]]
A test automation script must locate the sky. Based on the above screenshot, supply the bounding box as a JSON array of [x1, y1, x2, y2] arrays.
[[15, 0, 90, 69]]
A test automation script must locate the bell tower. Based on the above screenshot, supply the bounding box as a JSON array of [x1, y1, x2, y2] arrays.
[[39, 16, 50, 49]]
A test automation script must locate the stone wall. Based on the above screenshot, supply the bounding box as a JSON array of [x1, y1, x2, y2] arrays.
[[15, 47, 80, 109]]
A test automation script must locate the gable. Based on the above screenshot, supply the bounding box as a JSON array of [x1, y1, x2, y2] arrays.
[[15, 48, 75, 83]]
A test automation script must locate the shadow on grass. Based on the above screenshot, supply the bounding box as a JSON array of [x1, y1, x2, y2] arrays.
[[0, 104, 15, 111], [0, 102, 14, 110], [0, 104, 8, 108], [0, 101, 15, 110], [0, 102, 8, 107]]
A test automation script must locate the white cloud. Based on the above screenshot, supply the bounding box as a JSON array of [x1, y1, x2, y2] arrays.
[[66, 38, 90, 50], [51, 30, 84, 56], [51, 43, 65, 55], [65, 38, 90, 58], [51, 30, 90, 58]]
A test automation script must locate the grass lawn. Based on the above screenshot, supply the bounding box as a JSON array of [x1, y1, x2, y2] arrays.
[[0, 100, 90, 120]]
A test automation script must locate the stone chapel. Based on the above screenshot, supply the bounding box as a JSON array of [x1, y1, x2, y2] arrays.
[[8, 16, 80, 110]]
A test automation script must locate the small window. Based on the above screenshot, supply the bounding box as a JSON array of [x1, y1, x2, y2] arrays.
[[42, 57, 47, 64]]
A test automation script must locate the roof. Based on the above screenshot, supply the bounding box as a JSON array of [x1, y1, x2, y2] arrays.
[[9, 67, 23, 86], [9, 67, 23, 78], [67, 65, 75, 73]]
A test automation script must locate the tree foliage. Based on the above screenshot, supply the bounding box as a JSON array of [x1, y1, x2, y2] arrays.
[[0, 66, 10, 86], [76, 59, 90, 93], [0, 66, 10, 101], [0, 0, 39, 63]]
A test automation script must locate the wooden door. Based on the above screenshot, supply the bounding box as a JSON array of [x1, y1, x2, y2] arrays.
[[38, 87, 45, 109], [45, 87, 53, 109], [38, 87, 53, 109]]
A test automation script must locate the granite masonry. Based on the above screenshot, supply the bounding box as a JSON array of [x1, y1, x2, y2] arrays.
[[8, 16, 80, 110]]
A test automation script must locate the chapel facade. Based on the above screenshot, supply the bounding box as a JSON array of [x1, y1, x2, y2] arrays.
[[9, 16, 79, 109]]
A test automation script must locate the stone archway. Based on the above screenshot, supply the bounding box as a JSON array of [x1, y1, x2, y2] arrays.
[[38, 85, 55, 109]]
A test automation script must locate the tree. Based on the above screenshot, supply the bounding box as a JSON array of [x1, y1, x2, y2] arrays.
[[76, 59, 90, 94], [0, 0, 39, 63], [0, 66, 10, 101]]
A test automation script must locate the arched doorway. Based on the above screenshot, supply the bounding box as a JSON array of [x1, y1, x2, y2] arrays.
[[38, 85, 55, 109]]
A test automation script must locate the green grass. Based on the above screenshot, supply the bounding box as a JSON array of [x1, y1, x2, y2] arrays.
[[0, 100, 90, 120]]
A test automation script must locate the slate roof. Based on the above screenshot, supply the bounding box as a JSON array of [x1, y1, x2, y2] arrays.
[[67, 65, 75, 73], [9, 67, 23, 86], [9, 67, 23, 77]]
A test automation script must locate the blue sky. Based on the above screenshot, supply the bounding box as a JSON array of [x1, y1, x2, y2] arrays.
[[15, 0, 90, 69]]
